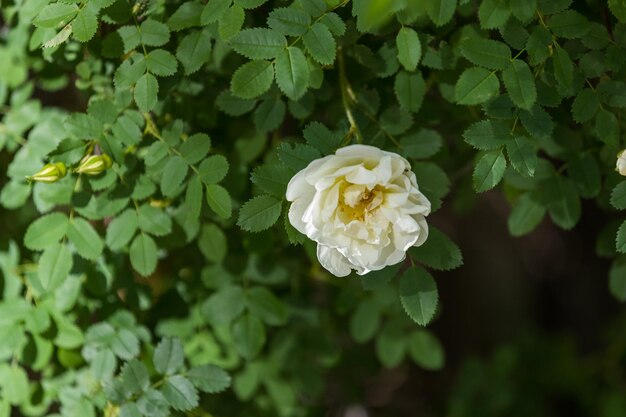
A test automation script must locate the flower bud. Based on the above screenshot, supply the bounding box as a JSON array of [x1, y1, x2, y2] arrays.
[[26, 162, 67, 183], [617, 150, 626, 176], [75, 154, 113, 175]]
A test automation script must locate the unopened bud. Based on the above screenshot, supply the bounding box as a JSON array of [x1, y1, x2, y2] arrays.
[[75, 154, 113, 175], [26, 162, 67, 183], [617, 150, 626, 176]]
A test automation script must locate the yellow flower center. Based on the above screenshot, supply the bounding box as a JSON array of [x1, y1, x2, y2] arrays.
[[337, 182, 384, 222]]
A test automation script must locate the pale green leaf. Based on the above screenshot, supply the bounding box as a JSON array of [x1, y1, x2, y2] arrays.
[[153, 338, 184, 375], [24, 212, 69, 250], [72, 8, 98, 42], [161, 376, 198, 411], [134, 73, 159, 113], [106, 209, 138, 250], [34, 3, 79, 28], [138, 205, 172, 236], [67, 217, 103, 260], [38, 243, 72, 292], [187, 365, 231, 393], [129, 233, 158, 276]]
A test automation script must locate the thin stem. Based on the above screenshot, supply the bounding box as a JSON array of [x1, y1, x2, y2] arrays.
[[337, 49, 363, 144]]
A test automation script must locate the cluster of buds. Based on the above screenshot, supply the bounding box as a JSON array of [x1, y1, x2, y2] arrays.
[[26, 153, 113, 184], [26, 162, 67, 183], [74, 154, 113, 175]]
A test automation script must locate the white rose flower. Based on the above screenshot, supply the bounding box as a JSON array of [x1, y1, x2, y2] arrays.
[[286, 144, 431, 277], [617, 150, 626, 176]]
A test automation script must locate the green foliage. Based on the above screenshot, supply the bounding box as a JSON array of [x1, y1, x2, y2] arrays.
[[1, 0, 626, 415]]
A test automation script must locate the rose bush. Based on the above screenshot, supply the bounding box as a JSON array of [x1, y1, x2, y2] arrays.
[[286, 144, 431, 276], [1, 0, 626, 416]]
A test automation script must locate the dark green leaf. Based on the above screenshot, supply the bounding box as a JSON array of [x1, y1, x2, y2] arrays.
[[302, 22, 336, 65], [454, 67, 500, 105], [237, 195, 282, 232], [231, 60, 275, 99], [472, 149, 507, 192], [398, 266, 438, 326], [460, 38, 511, 70], [502, 60, 536, 110], [232, 313, 266, 359]]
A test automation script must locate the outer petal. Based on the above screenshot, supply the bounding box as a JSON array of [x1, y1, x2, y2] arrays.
[[316, 245, 353, 277]]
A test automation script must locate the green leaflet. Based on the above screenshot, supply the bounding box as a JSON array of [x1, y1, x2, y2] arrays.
[[508, 194, 546, 237], [455, 67, 500, 105], [398, 266, 439, 326], [205, 184, 232, 219], [409, 330, 444, 370], [176, 30, 213, 75], [230, 28, 287, 60], [275, 47, 309, 101], [34, 3, 79, 28], [396, 27, 421, 71], [38, 243, 73, 292], [460, 38, 511, 70], [129, 233, 158, 276], [506, 135, 537, 177], [425, 0, 457, 26], [24, 212, 69, 250], [134, 73, 159, 112], [267, 7, 311, 36], [394, 70, 426, 113], [67, 217, 104, 260], [237, 195, 282, 232], [302, 22, 336, 65], [473, 149, 507, 192], [231, 60, 275, 99], [502, 59, 536, 109], [72, 8, 98, 42]]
